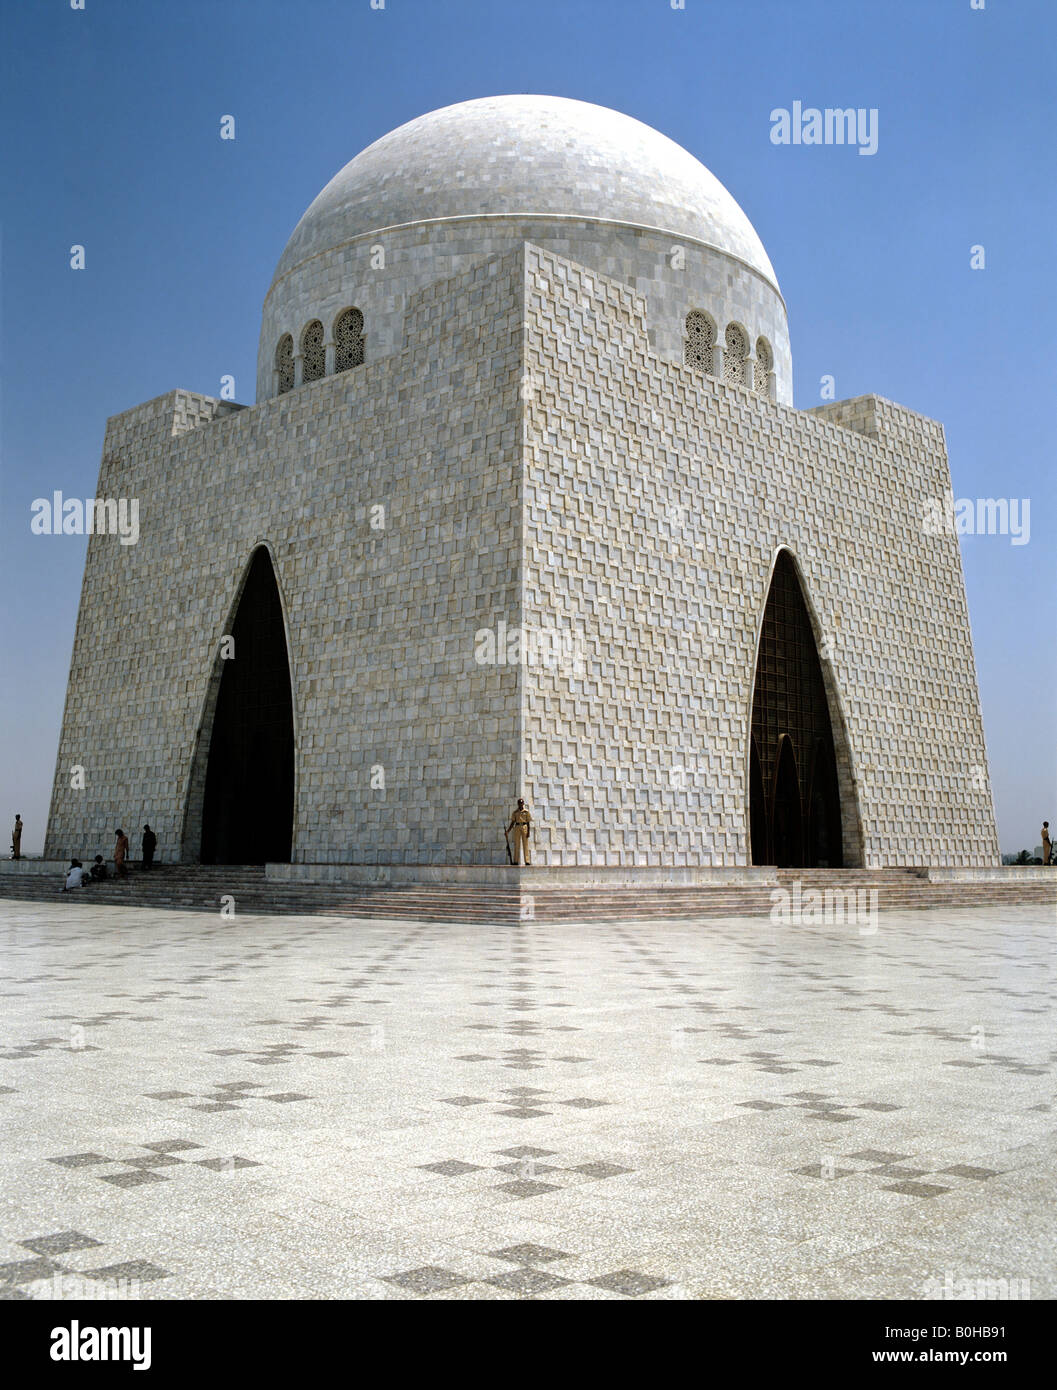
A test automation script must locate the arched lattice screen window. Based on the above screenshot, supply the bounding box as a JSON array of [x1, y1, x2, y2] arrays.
[[300, 320, 325, 384], [724, 323, 749, 387], [684, 310, 716, 375], [275, 334, 294, 395], [754, 337, 773, 395], [334, 307, 365, 372]]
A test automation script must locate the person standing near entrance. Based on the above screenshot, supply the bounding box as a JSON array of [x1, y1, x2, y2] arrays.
[[506, 799, 533, 865], [11, 814, 22, 859], [113, 828, 129, 878], [1043, 822, 1052, 866], [141, 824, 157, 870]]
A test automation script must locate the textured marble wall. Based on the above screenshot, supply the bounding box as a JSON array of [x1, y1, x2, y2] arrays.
[[46, 255, 525, 865], [257, 218, 791, 406], [518, 243, 998, 867]]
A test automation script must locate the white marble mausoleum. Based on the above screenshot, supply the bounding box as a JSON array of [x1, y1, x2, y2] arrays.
[[44, 96, 1000, 870]]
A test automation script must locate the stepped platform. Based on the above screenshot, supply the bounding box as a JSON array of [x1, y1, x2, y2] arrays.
[[0, 862, 1054, 923]]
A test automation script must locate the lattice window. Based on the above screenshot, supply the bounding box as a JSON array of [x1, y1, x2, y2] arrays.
[[684, 310, 716, 374], [275, 334, 294, 394], [300, 320, 325, 383], [724, 323, 748, 386], [334, 307, 365, 372], [754, 337, 773, 395]]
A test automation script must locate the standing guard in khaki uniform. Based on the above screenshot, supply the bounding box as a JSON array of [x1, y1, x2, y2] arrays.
[[506, 799, 533, 865]]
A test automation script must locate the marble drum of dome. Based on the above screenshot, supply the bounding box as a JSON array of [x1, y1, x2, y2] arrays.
[[257, 95, 791, 405]]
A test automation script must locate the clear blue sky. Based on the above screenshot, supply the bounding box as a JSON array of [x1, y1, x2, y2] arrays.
[[1, 0, 1053, 856]]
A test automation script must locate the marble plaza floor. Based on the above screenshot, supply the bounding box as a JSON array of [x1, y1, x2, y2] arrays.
[[0, 899, 1054, 1301]]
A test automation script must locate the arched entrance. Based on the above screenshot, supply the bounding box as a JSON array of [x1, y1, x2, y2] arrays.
[[199, 548, 294, 864], [749, 550, 845, 868]]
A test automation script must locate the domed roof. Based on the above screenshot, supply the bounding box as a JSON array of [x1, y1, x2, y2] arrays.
[[272, 95, 778, 290]]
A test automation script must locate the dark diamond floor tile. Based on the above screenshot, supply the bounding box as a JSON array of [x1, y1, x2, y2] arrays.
[[569, 1162, 633, 1179], [98, 1169, 170, 1188], [483, 1267, 570, 1295], [0, 1256, 64, 1284], [882, 1180, 951, 1198], [559, 1098, 608, 1108], [937, 1165, 1001, 1180], [496, 1146, 556, 1158], [48, 1153, 111, 1168], [263, 1093, 311, 1102], [495, 1107, 549, 1118], [488, 1243, 572, 1265], [856, 1102, 902, 1111], [19, 1231, 102, 1257], [140, 1140, 203, 1152], [587, 1270, 671, 1296], [382, 1266, 470, 1294], [144, 1091, 194, 1100], [868, 1165, 930, 1179], [737, 1101, 783, 1110], [83, 1261, 170, 1282], [846, 1150, 911, 1163], [792, 1164, 856, 1179], [493, 1160, 562, 1175], [496, 1179, 561, 1198], [119, 1154, 185, 1169], [190, 1103, 241, 1112], [418, 1160, 484, 1176], [194, 1156, 262, 1171], [440, 1096, 489, 1107]]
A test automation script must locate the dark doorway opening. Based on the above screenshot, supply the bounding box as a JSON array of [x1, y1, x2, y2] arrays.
[[749, 551, 844, 868], [807, 737, 843, 868], [772, 736, 802, 867], [200, 548, 294, 864]]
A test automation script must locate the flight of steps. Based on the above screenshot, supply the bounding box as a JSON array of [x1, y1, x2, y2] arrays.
[[0, 863, 1054, 924]]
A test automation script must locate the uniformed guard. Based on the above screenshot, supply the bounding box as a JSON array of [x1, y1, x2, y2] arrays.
[[506, 798, 533, 865]]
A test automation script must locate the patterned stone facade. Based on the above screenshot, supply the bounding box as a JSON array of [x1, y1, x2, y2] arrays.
[[45, 242, 999, 868], [259, 216, 791, 407], [519, 244, 997, 867], [46, 255, 523, 866]]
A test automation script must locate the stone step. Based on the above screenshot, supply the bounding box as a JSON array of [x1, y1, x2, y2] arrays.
[[1, 863, 1053, 924]]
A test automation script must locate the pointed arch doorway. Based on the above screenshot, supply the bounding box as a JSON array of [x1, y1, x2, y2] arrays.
[[198, 547, 295, 864], [749, 550, 851, 868]]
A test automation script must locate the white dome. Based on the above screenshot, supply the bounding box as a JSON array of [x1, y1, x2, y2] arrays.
[[272, 95, 779, 290]]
